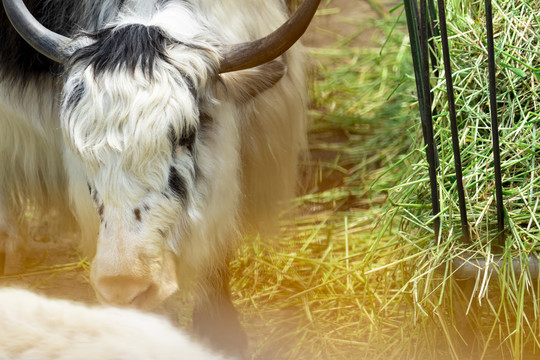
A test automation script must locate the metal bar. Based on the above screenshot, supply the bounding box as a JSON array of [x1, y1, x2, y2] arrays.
[[436, 0, 471, 243], [426, 0, 439, 126], [427, 0, 440, 77], [404, 0, 434, 172], [419, 0, 441, 238], [404, 0, 441, 238], [403, 0, 426, 119], [484, 0, 505, 246]]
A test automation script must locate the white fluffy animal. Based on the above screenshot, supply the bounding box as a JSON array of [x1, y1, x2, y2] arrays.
[[0, 0, 319, 355], [0, 288, 229, 360]]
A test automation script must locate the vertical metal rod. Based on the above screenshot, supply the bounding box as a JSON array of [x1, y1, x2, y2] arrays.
[[404, 0, 432, 166], [436, 0, 471, 243], [426, 0, 440, 124], [427, 0, 440, 77], [404, 0, 441, 239], [403, 0, 426, 119], [419, 0, 441, 238], [484, 0, 505, 245]]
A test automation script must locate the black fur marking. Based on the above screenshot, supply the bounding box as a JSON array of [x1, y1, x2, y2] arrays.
[[179, 70, 197, 100], [71, 23, 204, 81], [65, 81, 86, 110], [91, 189, 98, 204], [143, 204, 150, 212], [169, 125, 197, 153], [168, 125, 179, 147], [71, 24, 169, 78], [134, 208, 141, 222], [168, 166, 188, 202], [98, 204, 104, 220], [181, 128, 197, 153]]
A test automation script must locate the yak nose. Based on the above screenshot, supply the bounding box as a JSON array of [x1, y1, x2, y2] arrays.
[[93, 275, 155, 308]]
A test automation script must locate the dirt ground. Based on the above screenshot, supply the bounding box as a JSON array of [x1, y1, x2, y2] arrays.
[[0, 0, 393, 356], [302, 0, 388, 48]]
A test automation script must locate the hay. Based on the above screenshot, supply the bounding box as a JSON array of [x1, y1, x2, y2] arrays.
[[381, 0, 540, 358], [393, 0, 540, 248]]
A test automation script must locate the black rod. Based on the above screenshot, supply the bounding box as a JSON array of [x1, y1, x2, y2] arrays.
[[427, 0, 440, 77], [419, 0, 441, 238], [404, 0, 441, 238], [436, 0, 471, 243], [403, 0, 432, 171], [403, 0, 426, 121], [484, 0, 505, 246], [426, 0, 440, 124]]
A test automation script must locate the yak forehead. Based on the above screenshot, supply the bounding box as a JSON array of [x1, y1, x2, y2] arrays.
[[63, 64, 195, 179], [61, 15, 220, 188]]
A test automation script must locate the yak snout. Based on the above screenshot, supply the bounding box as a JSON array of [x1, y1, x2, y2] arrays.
[[93, 274, 154, 307], [90, 238, 178, 309]]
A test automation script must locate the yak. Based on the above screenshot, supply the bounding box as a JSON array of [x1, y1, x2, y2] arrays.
[[0, 0, 319, 356], [0, 287, 231, 360]]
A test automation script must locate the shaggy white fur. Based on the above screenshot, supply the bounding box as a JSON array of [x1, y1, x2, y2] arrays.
[[0, 0, 308, 310], [0, 288, 230, 360]]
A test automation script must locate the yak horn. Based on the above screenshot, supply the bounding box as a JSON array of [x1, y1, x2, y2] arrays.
[[219, 0, 320, 73], [2, 0, 72, 63]]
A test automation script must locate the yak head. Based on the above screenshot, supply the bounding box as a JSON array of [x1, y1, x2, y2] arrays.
[[3, 0, 319, 309]]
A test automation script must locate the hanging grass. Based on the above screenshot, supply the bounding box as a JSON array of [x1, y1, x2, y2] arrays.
[[397, 0, 540, 246], [380, 0, 540, 358]]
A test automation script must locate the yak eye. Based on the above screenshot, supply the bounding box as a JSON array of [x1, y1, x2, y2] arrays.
[[168, 166, 187, 202], [168, 125, 196, 153]]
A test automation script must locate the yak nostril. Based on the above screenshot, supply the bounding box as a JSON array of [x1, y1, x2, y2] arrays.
[[94, 275, 153, 307]]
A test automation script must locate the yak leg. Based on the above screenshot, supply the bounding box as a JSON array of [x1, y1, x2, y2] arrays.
[[193, 265, 248, 359]]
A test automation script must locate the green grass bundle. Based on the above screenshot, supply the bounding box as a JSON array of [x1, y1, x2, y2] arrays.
[[393, 0, 540, 251], [382, 1, 540, 358]]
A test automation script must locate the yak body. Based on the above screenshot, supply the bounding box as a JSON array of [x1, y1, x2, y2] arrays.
[[0, 0, 308, 355], [0, 287, 230, 360]]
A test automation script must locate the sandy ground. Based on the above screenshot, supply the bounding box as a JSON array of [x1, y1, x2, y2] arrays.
[[0, 0, 392, 356]]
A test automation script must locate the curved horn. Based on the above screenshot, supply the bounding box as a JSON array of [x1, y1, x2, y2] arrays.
[[2, 0, 72, 63], [219, 0, 320, 73]]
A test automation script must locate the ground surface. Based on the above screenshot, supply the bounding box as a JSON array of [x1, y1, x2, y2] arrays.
[[0, 0, 396, 358]]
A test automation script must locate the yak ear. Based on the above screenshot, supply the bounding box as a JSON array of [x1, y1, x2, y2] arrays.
[[219, 60, 286, 103]]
